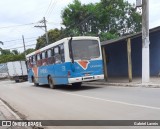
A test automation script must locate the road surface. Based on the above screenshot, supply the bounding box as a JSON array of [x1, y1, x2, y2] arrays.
[[0, 80, 160, 129]]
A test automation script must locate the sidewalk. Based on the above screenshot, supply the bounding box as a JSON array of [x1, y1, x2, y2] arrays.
[[84, 77, 160, 88], [0, 99, 30, 129]]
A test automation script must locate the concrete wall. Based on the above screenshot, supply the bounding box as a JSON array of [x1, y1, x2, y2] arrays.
[[104, 30, 160, 77]]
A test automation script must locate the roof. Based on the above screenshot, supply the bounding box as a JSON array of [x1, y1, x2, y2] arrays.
[[101, 26, 160, 46], [26, 36, 99, 58]]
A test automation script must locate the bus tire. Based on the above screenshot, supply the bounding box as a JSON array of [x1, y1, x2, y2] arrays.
[[33, 77, 39, 86], [49, 76, 56, 89], [72, 82, 82, 87]]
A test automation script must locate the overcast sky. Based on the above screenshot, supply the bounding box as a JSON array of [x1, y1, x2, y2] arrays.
[[0, 0, 159, 52]]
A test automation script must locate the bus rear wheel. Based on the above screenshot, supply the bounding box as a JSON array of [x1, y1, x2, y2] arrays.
[[49, 76, 56, 89]]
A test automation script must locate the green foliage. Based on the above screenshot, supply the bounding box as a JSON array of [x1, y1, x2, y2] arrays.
[[0, 53, 25, 64], [61, 0, 142, 41], [25, 48, 35, 55], [0, 49, 11, 55], [12, 50, 19, 55], [36, 36, 46, 50], [100, 32, 119, 41], [0, 48, 34, 63], [35, 28, 62, 50]]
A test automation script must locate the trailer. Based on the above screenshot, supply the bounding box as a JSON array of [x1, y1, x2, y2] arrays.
[[7, 61, 28, 82]]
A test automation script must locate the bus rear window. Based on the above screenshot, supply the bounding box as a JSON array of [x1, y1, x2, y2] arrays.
[[71, 40, 100, 60]]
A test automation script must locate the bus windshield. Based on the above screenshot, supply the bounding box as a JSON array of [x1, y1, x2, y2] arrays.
[[71, 40, 100, 60]]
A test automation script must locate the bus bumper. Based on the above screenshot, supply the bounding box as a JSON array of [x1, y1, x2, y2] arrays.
[[68, 74, 104, 83]]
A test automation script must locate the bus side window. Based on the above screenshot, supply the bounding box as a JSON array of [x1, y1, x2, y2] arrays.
[[51, 48, 54, 57], [59, 44, 65, 62], [47, 49, 51, 58], [45, 51, 48, 65], [42, 52, 47, 65], [35, 55, 38, 65], [37, 53, 42, 66], [54, 47, 61, 64], [47, 49, 53, 64], [32, 55, 36, 65], [28, 57, 32, 68], [45, 51, 48, 58], [52, 48, 55, 64], [42, 52, 45, 59]]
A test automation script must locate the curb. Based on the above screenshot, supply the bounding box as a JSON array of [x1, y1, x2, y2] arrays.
[[0, 99, 21, 120], [84, 82, 160, 88]]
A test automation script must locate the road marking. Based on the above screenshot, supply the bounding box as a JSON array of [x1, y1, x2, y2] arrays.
[[58, 91, 160, 110], [0, 100, 21, 120]]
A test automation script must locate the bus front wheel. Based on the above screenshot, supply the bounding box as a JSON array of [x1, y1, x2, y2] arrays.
[[48, 76, 56, 89], [33, 77, 39, 86]]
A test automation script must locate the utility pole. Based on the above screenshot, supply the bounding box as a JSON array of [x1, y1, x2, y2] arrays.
[[142, 0, 150, 83], [34, 17, 49, 46], [22, 35, 26, 60]]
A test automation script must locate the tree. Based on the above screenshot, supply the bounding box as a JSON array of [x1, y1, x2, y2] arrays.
[[97, 0, 142, 35], [25, 48, 35, 55], [61, 0, 142, 41], [12, 50, 19, 55], [62, 0, 97, 36], [35, 28, 61, 50], [0, 48, 25, 63], [0, 53, 25, 63], [0, 49, 12, 55]]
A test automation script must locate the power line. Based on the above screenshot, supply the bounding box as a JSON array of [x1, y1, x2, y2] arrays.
[[44, 0, 53, 16], [0, 22, 37, 30], [3, 37, 37, 43], [0, 21, 59, 31], [45, 0, 55, 17], [6, 43, 36, 50], [46, 0, 58, 19], [4, 39, 37, 48]]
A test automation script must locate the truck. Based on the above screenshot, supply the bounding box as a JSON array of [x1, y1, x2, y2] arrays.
[[7, 61, 28, 82]]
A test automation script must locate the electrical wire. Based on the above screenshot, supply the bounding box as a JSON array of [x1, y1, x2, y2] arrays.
[[0, 23, 38, 30], [3, 37, 37, 43], [46, 0, 58, 19], [8, 43, 36, 50], [44, 0, 53, 17]]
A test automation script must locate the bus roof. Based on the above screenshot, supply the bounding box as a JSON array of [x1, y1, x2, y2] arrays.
[[26, 36, 99, 58]]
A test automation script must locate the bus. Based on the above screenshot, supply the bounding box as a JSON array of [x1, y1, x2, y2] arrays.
[[26, 36, 104, 88]]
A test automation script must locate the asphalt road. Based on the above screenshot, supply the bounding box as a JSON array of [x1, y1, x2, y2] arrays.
[[0, 80, 160, 129]]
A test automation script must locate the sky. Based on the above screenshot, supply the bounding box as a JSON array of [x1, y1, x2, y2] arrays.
[[0, 0, 160, 52]]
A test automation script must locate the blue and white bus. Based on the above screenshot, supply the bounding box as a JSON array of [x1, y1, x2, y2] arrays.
[[26, 36, 104, 88]]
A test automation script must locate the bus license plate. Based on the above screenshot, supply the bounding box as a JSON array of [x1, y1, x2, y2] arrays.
[[85, 73, 90, 76]]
